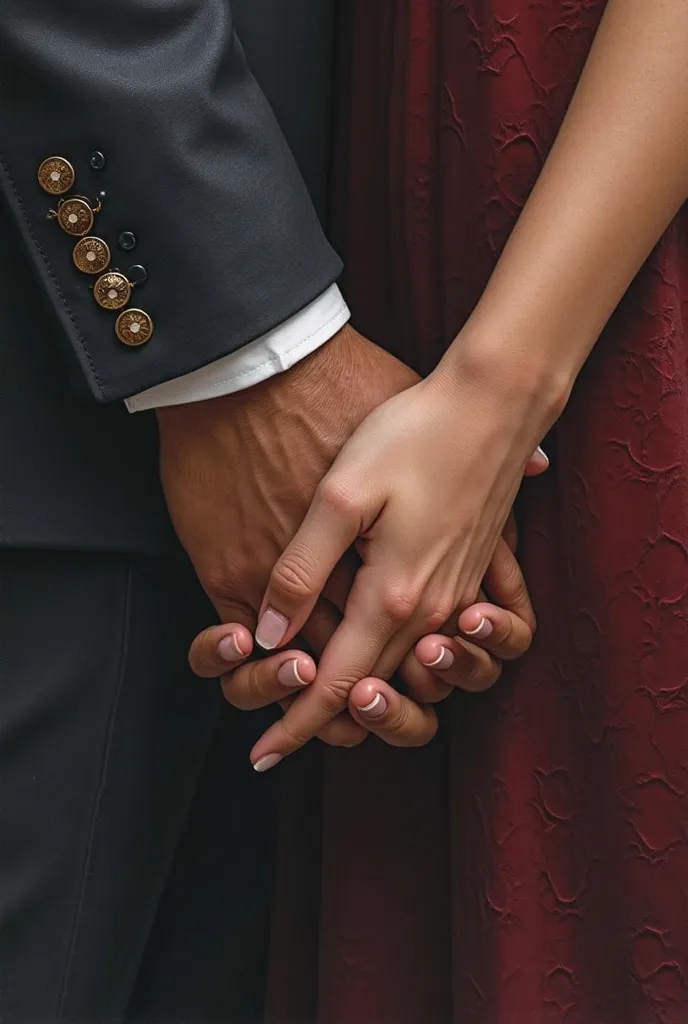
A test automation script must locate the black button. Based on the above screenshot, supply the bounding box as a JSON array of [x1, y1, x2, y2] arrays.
[[128, 264, 148, 286], [89, 150, 107, 171], [118, 231, 137, 252]]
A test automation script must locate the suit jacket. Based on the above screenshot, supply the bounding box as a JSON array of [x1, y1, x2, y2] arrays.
[[0, 0, 338, 554]]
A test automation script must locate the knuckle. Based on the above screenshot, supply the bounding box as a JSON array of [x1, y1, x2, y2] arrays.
[[466, 657, 502, 692], [201, 564, 242, 605], [278, 717, 312, 749], [188, 627, 217, 673], [221, 676, 249, 711], [322, 677, 357, 708], [501, 562, 529, 608], [382, 702, 411, 736], [317, 476, 360, 519], [379, 585, 420, 624], [421, 599, 454, 633], [271, 548, 318, 601], [245, 661, 269, 701]]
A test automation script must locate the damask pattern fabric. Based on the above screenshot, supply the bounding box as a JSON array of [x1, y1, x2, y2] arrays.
[[267, 2, 688, 1021]]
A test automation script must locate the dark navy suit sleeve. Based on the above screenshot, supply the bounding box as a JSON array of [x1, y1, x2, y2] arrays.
[[0, 0, 341, 401]]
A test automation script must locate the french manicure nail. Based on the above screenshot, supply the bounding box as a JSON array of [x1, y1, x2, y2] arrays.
[[217, 633, 245, 662], [536, 445, 549, 465], [357, 693, 388, 720], [464, 616, 493, 640], [421, 646, 455, 671], [253, 753, 283, 773], [277, 659, 308, 688], [255, 608, 289, 650]]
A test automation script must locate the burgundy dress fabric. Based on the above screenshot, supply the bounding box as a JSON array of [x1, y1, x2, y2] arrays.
[[266, 2, 688, 1022]]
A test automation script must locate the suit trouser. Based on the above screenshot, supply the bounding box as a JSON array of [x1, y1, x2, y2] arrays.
[[0, 549, 276, 1024]]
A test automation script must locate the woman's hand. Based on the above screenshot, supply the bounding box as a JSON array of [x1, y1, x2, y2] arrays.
[[248, 351, 554, 769], [188, 513, 538, 758]]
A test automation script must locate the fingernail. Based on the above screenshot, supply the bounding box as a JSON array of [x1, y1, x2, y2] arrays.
[[217, 633, 246, 662], [536, 445, 549, 466], [357, 693, 388, 720], [255, 608, 289, 651], [277, 659, 308, 688], [421, 646, 455, 671], [253, 753, 283, 773], [463, 616, 493, 640]]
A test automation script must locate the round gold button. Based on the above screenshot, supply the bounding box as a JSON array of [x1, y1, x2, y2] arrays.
[[57, 197, 94, 237], [38, 156, 75, 195], [115, 308, 154, 347], [93, 272, 132, 311], [73, 236, 110, 275]]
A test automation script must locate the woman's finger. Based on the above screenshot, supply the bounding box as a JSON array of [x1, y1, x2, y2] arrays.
[[348, 678, 439, 748], [254, 480, 361, 652], [414, 634, 502, 692], [280, 694, 369, 749], [249, 576, 403, 770], [188, 622, 254, 678]]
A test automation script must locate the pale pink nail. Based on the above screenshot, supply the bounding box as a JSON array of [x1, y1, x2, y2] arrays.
[[253, 753, 283, 773], [217, 633, 246, 662], [464, 616, 493, 640], [421, 646, 455, 671], [255, 608, 289, 650], [357, 693, 388, 720], [277, 659, 308, 688]]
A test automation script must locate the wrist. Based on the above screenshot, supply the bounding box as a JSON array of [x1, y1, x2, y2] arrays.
[[437, 318, 576, 429]]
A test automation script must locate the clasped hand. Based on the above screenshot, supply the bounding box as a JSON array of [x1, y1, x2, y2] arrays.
[[158, 326, 546, 765]]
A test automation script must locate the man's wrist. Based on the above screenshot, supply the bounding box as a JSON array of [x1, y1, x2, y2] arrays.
[[128, 285, 350, 413]]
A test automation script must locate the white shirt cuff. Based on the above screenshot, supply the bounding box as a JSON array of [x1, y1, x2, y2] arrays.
[[125, 283, 350, 413]]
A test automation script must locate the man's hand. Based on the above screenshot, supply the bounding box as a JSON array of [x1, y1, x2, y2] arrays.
[[157, 325, 422, 746]]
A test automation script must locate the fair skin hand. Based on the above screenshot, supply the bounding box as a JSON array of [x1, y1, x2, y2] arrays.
[[187, 508, 540, 754], [249, 0, 688, 769], [158, 326, 546, 749]]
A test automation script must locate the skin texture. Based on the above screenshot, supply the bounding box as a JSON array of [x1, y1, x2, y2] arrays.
[[251, 0, 688, 769], [158, 326, 545, 750]]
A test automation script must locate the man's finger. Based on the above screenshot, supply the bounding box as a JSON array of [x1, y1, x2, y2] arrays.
[[347, 678, 438, 747], [254, 481, 360, 652], [321, 553, 359, 615], [524, 446, 549, 477], [414, 634, 502, 691], [398, 649, 453, 704], [457, 602, 533, 661], [476, 537, 536, 634], [188, 623, 254, 678], [222, 649, 316, 711]]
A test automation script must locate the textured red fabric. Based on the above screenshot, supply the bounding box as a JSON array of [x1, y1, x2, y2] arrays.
[[266, 2, 688, 1021]]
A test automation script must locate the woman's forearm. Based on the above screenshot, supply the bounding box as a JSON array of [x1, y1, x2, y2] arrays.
[[443, 0, 688, 413]]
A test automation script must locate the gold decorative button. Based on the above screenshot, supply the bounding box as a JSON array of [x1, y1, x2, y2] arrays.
[[73, 236, 111, 275], [37, 156, 75, 195], [115, 308, 154, 346], [93, 271, 132, 311], [55, 197, 95, 237]]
